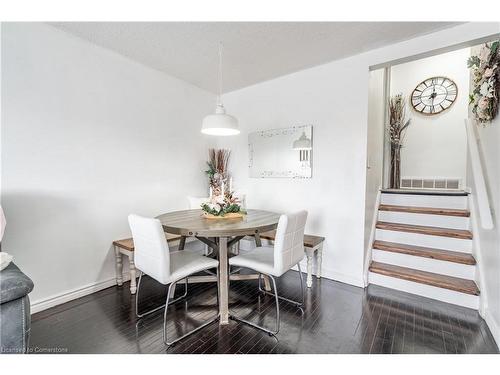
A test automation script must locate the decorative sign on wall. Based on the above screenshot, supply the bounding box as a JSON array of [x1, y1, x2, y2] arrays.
[[248, 125, 313, 178], [411, 76, 457, 115]]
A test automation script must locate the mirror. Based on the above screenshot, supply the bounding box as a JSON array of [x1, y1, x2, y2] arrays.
[[248, 125, 312, 178]]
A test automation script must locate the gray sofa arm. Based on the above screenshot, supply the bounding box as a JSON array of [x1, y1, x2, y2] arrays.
[[1, 262, 34, 354], [0, 263, 34, 304]]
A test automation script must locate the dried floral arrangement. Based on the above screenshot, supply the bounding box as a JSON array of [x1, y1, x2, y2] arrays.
[[468, 40, 500, 124], [202, 149, 243, 217], [388, 94, 411, 189], [205, 148, 230, 195]]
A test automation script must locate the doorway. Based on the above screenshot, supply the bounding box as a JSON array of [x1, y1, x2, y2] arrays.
[[385, 47, 471, 191]]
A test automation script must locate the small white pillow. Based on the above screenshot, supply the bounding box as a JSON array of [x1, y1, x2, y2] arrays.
[[0, 252, 13, 271]]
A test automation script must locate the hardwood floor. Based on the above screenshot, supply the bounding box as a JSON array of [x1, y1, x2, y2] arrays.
[[29, 271, 498, 354]]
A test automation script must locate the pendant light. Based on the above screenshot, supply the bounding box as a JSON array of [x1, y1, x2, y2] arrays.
[[201, 43, 240, 136]]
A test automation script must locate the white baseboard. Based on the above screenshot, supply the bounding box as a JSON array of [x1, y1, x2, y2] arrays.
[[30, 242, 366, 314], [242, 238, 364, 288], [322, 266, 364, 288], [29, 242, 206, 314], [483, 308, 500, 349], [30, 274, 129, 314]]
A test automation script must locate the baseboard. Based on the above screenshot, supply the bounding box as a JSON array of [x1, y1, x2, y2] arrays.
[[321, 266, 365, 288], [30, 244, 364, 314], [243, 238, 364, 288], [30, 274, 129, 314], [483, 308, 500, 350]]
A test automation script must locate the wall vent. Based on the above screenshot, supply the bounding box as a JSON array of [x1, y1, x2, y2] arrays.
[[401, 177, 461, 190]]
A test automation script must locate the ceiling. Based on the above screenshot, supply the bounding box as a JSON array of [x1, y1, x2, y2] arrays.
[[49, 22, 462, 93]]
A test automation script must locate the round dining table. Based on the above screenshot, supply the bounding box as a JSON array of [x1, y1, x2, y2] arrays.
[[156, 209, 281, 325]]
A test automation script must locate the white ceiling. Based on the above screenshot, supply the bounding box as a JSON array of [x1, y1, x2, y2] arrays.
[[49, 22, 462, 93]]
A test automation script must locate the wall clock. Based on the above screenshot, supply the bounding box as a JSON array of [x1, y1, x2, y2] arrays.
[[411, 76, 457, 115]]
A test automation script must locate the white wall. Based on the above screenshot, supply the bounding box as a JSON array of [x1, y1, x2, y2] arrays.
[[219, 57, 370, 286], [363, 68, 386, 279], [390, 48, 471, 184], [1, 23, 215, 307], [217, 22, 499, 288], [1, 21, 498, 314]]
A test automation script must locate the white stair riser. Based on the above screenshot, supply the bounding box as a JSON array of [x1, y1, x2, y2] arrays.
[[381, 193, 467, 209], [375, 229, 472, 253], [372, 249, 475, 279], [378, 211, 470, 230], [368, 272, 479, 309]]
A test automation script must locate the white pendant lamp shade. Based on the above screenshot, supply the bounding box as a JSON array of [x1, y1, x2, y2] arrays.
[[201, 42, 240, 136], [292, 131, 312, 150], [201, 103, 239, 136]]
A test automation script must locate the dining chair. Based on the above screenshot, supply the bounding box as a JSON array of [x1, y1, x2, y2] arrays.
[[128, 214, 219, 346], [228, 210, 308, 336]]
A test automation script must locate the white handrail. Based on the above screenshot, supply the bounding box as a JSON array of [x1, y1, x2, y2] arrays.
[[465, 118, 494, 230]]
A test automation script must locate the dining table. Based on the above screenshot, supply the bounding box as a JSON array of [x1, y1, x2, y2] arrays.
[[156, 209, 281, 325]]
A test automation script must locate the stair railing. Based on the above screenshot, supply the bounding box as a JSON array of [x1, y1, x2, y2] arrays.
[[465, 118, 494, 230]]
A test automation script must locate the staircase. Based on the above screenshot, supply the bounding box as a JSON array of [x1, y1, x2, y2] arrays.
[[368, 190, 480, 309]]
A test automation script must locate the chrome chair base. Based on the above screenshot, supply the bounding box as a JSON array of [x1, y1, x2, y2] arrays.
[[135, 268, 219, 347], [230, 273, 280, 335], [163, 267, 220, 346], [135, 272, 189, 318], [229, 263, 306, 336], [258, 264, 305, 309]]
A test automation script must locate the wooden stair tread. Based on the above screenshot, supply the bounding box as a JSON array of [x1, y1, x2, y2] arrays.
[[373, 240, 476, 265], [369, 261, 480, 296], [113, 233, 181, 251], [260, 230, 325, 248], [379, 204, 470, 217], [376, 221, 472, 239], [380, 189, 469, 196]]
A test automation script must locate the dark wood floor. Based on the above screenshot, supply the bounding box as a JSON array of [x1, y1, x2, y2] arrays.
[[30, 271, 499, 354]]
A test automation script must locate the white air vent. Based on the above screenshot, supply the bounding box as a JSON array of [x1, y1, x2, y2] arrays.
[[401, 177, 461, 190]]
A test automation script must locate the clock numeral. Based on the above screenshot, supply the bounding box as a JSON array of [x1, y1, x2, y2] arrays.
[[412, 77, 457, 115]]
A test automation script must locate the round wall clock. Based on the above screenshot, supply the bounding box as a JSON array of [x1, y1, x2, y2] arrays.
[[411, 76, 457, 115]]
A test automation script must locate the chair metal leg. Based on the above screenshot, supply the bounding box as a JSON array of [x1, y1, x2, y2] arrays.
[[135, 271, 188, 319], [163, 270, 219, 346], [229, 267, 242, 275], [230, 273, 280, 336], [258, 264, 305, 308]]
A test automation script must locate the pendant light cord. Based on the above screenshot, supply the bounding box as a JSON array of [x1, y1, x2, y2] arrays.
[[218, 42, 223, 105]]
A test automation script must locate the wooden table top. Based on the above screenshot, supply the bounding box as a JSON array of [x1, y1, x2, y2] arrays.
[[156, 209, 281, 237]]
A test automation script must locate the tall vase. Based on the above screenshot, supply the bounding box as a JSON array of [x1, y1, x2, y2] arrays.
[[390, 144, 401, 189]]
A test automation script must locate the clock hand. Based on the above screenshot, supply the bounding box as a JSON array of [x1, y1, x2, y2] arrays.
[[420, 93, 446, 98]]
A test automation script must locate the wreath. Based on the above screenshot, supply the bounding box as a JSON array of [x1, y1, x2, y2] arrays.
[[468, 40, 500, 124]]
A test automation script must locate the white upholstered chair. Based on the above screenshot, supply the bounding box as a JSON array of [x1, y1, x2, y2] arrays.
[[128, 214, 219, 346], [228, 210, 308, 335]]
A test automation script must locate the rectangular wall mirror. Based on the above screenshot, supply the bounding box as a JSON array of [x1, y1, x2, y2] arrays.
[[248, 125, 313, 178]]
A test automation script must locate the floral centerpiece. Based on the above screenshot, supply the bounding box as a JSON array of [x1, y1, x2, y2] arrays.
[[201, 191, 244, 218], [468, 40, 500, 124], [201, 149, 244, 218]]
